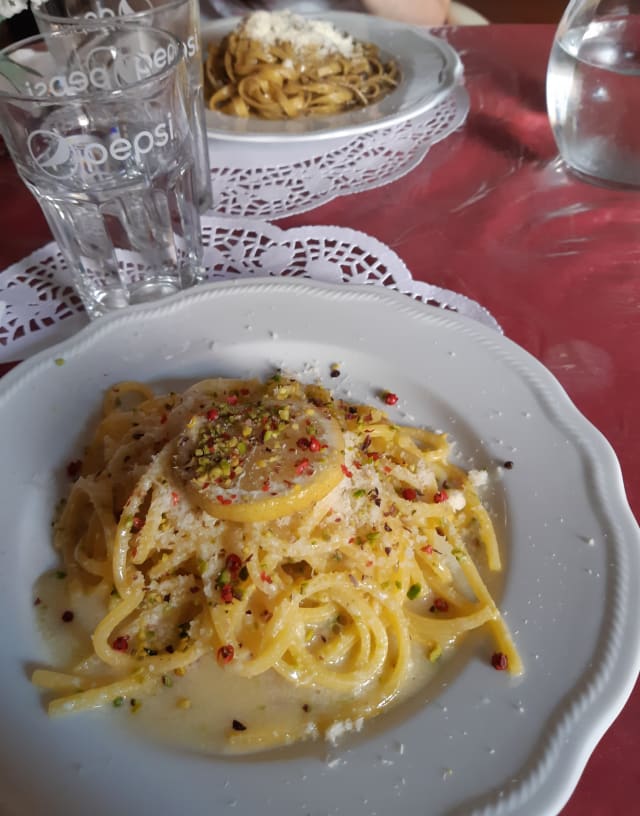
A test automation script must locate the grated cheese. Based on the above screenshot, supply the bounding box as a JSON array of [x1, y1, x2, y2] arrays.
[[469, 469, 489, 488], [242, 10, 356, 57], [325, 716, 364, 744], [447, 489, 466, 512]]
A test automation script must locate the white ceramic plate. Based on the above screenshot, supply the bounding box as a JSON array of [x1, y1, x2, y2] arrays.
[[201, 12, 463, 142], [1, 279, 639, 816]]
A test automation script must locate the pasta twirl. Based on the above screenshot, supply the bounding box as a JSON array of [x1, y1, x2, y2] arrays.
[[32, 374, 521, 751], [204, 11, 400, 120]]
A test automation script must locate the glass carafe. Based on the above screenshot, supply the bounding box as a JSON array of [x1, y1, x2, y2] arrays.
[[546, 0, 640, 188]]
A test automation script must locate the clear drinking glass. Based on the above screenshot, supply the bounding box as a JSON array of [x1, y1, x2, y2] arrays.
[[0, 23, 203, 318], [34, 0, 212, 211], [546, 0, 640, 188]]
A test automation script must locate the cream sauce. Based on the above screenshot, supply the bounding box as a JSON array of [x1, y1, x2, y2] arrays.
[[34, 569, 453, 756]]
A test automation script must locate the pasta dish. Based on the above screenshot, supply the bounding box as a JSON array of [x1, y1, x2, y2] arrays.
[[204, 10, 401, 120], [32, 374, 521, 752]]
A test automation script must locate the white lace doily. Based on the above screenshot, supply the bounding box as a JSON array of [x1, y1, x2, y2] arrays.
[[209, 86, 469, 220], [0, 215, 498, 363]]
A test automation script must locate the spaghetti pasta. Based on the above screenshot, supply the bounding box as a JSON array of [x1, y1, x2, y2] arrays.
[[32, 373, 521, 751], [204, 10, 401, 120]]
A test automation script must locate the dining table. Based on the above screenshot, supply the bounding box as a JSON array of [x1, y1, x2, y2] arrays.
[[1, 18, 639, 816]]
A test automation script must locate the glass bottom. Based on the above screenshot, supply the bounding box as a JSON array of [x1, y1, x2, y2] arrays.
[[82, 270, 201, 320], [561, 159, 640, 192]]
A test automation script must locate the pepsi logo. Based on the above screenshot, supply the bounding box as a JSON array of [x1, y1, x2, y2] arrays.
[[27, 130, 77, 179]]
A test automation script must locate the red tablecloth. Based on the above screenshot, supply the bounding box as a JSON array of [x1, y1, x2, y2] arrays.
[[1, 22, 638, 816]]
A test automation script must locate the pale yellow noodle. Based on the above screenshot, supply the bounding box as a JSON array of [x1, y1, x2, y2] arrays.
[[32, 376, 521, 751]]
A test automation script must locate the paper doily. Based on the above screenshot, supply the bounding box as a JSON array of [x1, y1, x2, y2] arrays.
[[209, 86, 469, 220], [0, 215, 498, 363]]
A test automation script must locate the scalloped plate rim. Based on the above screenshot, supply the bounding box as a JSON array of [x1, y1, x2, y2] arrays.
[[0, 278, 638, 816]]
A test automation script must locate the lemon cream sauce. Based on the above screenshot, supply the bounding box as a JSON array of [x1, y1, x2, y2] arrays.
[[34, 568, 443, 754]]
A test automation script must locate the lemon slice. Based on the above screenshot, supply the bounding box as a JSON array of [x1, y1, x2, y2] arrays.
[[173, 378, 345, 522]]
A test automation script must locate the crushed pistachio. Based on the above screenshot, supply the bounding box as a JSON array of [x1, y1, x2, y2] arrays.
[[407, 583, 421, 600]]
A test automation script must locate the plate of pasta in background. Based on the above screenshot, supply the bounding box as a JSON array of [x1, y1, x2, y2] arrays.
[[201, 10, 463, 142], [0, 279, 639, 816]]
